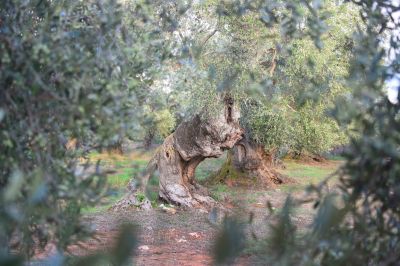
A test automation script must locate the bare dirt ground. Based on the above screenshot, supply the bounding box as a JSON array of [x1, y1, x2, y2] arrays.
[[59, 188, 316, 265]]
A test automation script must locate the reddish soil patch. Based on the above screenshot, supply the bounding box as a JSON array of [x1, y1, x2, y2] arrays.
[[30, 187, 319, 265], [31, 208, 256, 265], [66, 227, 215, 265]]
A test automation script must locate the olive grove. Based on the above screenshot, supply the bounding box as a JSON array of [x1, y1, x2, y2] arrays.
[[1, 0, 399, 265]]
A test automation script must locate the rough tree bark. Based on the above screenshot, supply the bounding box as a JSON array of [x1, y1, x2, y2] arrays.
[[113, 95, 244, 210], [213, 135, 289, 187]]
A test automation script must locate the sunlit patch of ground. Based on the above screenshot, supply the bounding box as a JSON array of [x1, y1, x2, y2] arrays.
[[88, 149, 154, 162], [278, 159, 343, 192], [82, 149, 343, 213]]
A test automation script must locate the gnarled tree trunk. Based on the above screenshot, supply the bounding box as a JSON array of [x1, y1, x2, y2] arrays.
[[213, 135, 289, 187], [233, 137, 285, 186], [114, 95, 243, 210]]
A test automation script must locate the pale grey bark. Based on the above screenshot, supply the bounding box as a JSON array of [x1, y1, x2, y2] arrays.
[[154, 96, 243, 208], [114, 95, 243, 210]]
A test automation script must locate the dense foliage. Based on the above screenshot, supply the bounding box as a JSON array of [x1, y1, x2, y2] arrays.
[[213, 0, 400, 265], [0, 0, 173, 262], [173, 0, 357, 158]]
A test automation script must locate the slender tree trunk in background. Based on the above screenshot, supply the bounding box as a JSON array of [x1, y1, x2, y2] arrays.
[[114, 95, 244, 209], [105, 139, 124, 155], [143, 129, 155, 150], [213, 135, 288, 187]]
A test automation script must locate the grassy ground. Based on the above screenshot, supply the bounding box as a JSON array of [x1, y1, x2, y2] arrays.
[[81, 150, 153, 214], [195, 153, 227, 182], [278, 159, 342, 192], [82, 149, 343, 214]]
